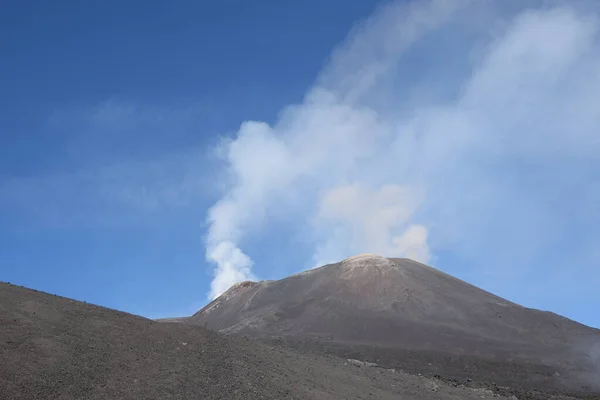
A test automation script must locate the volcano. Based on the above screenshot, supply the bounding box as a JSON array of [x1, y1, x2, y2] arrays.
[[182, 255, 600, 392], [1, 280, 541, 400]]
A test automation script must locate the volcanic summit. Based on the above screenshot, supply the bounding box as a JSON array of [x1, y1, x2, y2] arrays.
[[183, 255, 600, 392]]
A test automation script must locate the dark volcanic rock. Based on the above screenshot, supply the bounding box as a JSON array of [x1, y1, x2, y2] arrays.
[[185, 255, 600, 393], [1, 281, 540, 400]]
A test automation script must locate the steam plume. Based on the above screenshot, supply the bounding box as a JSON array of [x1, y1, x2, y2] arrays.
[[205, 0, 600, 300]]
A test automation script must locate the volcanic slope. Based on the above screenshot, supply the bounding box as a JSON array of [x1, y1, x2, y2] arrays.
[[0, 282, 530, 400], [186, 255, 600, 392]]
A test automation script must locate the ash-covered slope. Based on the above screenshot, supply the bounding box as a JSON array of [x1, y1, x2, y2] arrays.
[[0, 282, 287, 399], [189, 255, 598, 367], [0, 281, 526, 400]]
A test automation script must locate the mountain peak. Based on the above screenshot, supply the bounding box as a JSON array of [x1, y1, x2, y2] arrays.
[[343, 253, 386, 261], [189, 256, 597, 372]]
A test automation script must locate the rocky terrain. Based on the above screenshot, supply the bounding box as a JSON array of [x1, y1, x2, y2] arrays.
[[0, 281, 552, 400], [1, 254, 599, 399], [182, 254, 600, 395]]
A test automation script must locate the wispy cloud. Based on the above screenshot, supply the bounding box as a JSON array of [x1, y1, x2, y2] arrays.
[[0, 101, 217, 229], [0, 151, 211, 228], [204, 0, 600, 300], [50, 99, 219, 164]]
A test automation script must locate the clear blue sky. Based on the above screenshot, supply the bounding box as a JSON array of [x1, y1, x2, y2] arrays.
[[2, 0, 599, 329]]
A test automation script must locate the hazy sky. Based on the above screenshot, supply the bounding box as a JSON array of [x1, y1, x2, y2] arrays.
[[2, 0, 599, 328]]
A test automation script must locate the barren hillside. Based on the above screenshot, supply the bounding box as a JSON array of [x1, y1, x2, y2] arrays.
[[0, 281, 538, 400], [184, 255, 600, 392]]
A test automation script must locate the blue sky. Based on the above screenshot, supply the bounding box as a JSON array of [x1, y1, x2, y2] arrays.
[[2, 0, 600, 329]]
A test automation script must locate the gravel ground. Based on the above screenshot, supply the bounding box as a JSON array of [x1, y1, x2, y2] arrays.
[[259, 336, 600, 400], [0, 282, 553, 400]]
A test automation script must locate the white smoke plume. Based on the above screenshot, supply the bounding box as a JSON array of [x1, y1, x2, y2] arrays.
[[205, 0, 600, 300], [314, 184, 429, 266]]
